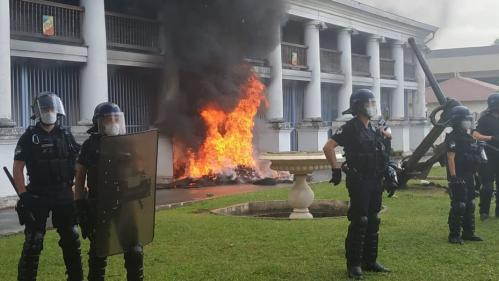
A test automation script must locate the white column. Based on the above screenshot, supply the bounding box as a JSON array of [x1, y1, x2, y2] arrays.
[[414, 55, 426, 119], [391, 40, 405, 120], [367, 35, 381, 116], [304, 20, 322, 120], [0, 0, 14, 127], [266, 26, 284, 122], [337, 28, 353, 119], [79, 0, 109, 125]]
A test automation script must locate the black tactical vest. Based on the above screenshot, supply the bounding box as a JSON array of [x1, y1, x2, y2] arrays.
[[449, 130, 487, 175], [24, 125, 79, 195]]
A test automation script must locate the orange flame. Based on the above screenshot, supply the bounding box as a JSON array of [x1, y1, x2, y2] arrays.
[[177, 74, 266, 178]]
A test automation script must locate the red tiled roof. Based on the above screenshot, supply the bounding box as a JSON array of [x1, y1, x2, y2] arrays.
[[426, 76, 499, 103]]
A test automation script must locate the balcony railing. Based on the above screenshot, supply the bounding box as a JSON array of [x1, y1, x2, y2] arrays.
[[320, 48, 342, 74], [10, 0, 84, 44], [404, 62, 416, 81], [281, 42, 308, 70], [380, 58, 395, 79], [352, 54, 371, 77], [105, 12, 161, 53]]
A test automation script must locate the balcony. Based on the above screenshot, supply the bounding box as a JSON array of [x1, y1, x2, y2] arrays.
[[281, 42, 308, 70], [352, 54, 371, 77], [320, 48, 342, 74], [380, 58, 395, 79], [9, 0, 84, 44], [404, 63, 416, 81], [105, 12, 161, 53]]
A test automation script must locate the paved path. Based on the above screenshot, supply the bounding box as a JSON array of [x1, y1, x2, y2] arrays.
[[0, 184, 274, 236]]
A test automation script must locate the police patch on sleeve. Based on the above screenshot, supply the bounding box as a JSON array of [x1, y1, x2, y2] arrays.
[[448, 141, 456, 150], [334, 127, 343, 135], [14, 145, 22, 157]]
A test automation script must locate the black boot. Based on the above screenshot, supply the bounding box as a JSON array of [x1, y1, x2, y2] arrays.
[[88, 247, 107, 281], [345, 216, 368, 280], [362, 216, 390, 273], [448, 202, 465, 244], [124, 244, 144, 281], [18, 231, 44, 281], [58, 226, 83, 281], [462, 202, 483, 242]]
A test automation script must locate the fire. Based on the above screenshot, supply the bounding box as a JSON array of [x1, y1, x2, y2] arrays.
[[176, 74, 266, 179]]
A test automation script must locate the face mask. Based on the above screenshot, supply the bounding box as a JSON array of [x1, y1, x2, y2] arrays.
[[366, 106, 378, 118], [40, 112, 57, 125], [103, 123, 121, 136], [461, 120, 472, 130]]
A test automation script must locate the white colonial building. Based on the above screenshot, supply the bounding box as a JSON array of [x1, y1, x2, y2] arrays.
[[0, 0, 437, 198]]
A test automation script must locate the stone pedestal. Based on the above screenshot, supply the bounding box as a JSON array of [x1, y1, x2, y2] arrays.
[[389, 119, 411, 155], [296, 121, 330, 152], [257, 120, 293, 153]]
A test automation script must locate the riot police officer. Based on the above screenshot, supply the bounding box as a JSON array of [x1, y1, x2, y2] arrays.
[[13, 92, 83, 281], [74, 102, 144, 281], [323, 89, 392, 280], [445, 106, 485, 244], [472, 93, 499, 220]]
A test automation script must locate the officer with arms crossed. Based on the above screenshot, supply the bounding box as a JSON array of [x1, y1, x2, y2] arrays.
[[445, 106, 485, 244], [74, 102, 144, 281], [13, 92, 83, 281], [323, 89, 392, 280], [472, 93, 499, 220]]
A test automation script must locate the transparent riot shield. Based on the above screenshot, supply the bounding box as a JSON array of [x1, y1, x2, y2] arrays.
[[94, 130, 158, 257]]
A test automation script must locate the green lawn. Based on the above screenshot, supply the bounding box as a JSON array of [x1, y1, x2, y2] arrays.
[[2, 179, 499, 280]]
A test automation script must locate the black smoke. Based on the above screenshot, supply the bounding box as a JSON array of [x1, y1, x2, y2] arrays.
[[108, 0, 288, 149]]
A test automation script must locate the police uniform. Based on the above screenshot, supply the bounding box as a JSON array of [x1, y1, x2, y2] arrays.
[[332, 117, 390, 272], [475, 112, 499, 217], [77, 133, 144, 281], [14, 123, 83, 281], [445, 129, 485, 241]]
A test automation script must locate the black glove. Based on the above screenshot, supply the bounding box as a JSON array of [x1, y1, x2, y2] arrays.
[[329, 168, 342, 186], [15, 192, 37, 226], [75, 199, 92, 240]]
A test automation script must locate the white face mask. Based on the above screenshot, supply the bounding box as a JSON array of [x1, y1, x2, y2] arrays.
[[103, 123, 121, 136], [40, 112, 57, 125], [461, 120, 472, 130], [366, 106, 378, 118]]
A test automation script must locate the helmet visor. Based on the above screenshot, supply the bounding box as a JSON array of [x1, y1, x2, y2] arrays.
[[35, 93, 66, 119], [97, 112, 127, 136]]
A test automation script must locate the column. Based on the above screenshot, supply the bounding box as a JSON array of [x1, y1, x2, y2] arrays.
[[266, 26, 284, 122], [0, 0, 14, 127], [337, 28, 353, 119], [79, 0, 109, 125], [391, 40, 405, 120], [414, 56, 426, 119], [303, 20, 321, 120], [367, 35, 381, 116]]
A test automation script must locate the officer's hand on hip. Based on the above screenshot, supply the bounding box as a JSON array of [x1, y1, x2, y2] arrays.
[[329, 168, 342, 186], [16, 191, 37, 226]]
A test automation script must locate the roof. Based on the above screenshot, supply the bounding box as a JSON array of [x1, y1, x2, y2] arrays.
[[429, 45, 499, 59], [426, 76, 499, 103]]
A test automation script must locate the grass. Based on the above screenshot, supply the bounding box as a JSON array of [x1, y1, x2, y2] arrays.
[[2, 174, 499, 280]]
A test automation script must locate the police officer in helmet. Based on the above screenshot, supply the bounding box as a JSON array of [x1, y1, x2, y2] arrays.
[[74, 102, 144, 281], [472, 93, 499, 220], [323, 89, 392, 279], [13, 92, 83, 281], [445, 106, 484, 244]]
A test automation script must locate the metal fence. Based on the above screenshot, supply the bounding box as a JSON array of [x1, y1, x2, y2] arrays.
[[352, 54, 371, 77], [281, 42, 308, 70], [11, 60, 81, 128], [10, 0, 84, 44], [320, 48, 342, 74], [105, 11, 161, 53], [108, 68, 154, 134], [380, 58, 395, 79]]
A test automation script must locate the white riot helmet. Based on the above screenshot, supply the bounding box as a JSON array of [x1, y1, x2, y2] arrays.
[[32, 92, 65, 125]]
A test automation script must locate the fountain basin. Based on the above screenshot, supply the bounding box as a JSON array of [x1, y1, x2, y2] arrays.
[[211, 200, 349, 219]]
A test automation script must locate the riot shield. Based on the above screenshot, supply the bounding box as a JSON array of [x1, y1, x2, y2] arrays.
[[94, 129, 158, 257]]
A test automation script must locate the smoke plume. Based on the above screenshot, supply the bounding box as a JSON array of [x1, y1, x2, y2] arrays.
[[109, 0, 288, 150]]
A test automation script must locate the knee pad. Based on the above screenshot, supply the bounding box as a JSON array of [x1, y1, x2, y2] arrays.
[[125, 244, 144, 257], [24, 231, 45, 255], [58, 226, 81, 249], [367, 214, 381, 230]]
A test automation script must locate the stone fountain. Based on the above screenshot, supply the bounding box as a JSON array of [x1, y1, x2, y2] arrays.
[[259, 152, 332, 219]]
